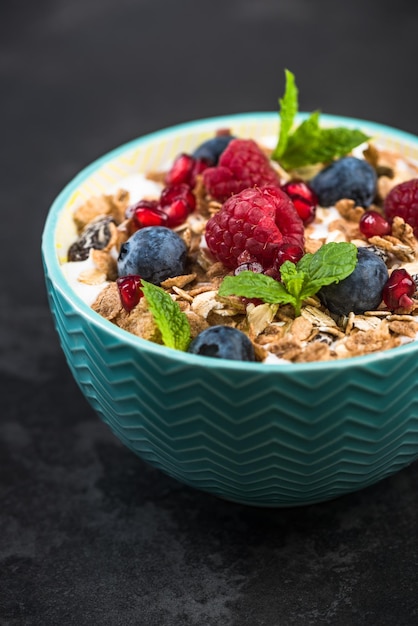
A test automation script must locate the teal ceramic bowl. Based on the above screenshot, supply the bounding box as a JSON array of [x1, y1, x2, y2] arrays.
[[42, 113, 418, 507]]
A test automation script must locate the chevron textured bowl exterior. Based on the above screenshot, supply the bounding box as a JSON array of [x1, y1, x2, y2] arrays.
[[42, 114, 418, 506]]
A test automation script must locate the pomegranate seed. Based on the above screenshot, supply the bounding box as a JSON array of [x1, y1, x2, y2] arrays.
[[166, 153, 195, 186], [126, 199, 158, 219], [160, 183, 196, 227], [276, 243, 305, 267], [281, 181, 318, 225], [163, 198, 190, 228], [360, 210, 391, 238], [191, 158, 210, 184], [133, 207, 168, 229], [116, 275, 143, 311], [160, 184, 196, 211], [282, 181, 318, 205], [291, 196, 316, 225], [383, 269, 416, 310], [128, 200, 168, 231]]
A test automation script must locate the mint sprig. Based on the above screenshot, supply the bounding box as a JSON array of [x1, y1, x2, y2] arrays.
[[141, 280, 191, 351], [272, 70, 369, 170], [218, 242, 358, 317], [274, 68, 298, 159]]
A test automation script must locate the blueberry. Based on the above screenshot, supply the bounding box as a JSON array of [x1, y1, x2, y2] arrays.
[[192, 134, 235, 165], [188, 325, 256, 361], [310, 157, 377, 207], [318, 247, 389, 316], [117, 226, 188, 285]]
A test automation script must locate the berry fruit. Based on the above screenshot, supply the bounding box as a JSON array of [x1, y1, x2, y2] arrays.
[[318, 247, 388, 315], [160, 183, 196, 227], [384, 178, 418, 238], [310, 157, 377, 207], [165, 153, 209, 187], [192, 133, 236, 165], [166, 153, 195, 186], [202, 139, 280, 201], [116, 275, 143, 312], [118, 226, 188, 285], [359, 210, 391, 238], [205, 186, 304, 271], [382, 269, 416, 310], [128, 200, 168, 231], [187, 325, 256, 361], [281, 181, 318, 225], [275, 243, 305, 267]]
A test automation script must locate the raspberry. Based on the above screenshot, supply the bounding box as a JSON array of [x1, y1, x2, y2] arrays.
[[205, 186, 304, 270], [202, 139, 280, 201], [384, 179, 418, 237]]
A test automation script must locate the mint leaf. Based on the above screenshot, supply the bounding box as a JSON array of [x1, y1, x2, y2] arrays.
[[141, 280, 191, 351], [318, 127, 369, 159], [219, 272, 291, 305], [279, 261, 307, 300], [272, 69, 298, 160], [272, 70, 370, 169], [217, 243, 358, 317], [297, 241, 358, 295], [280, 124, 369, 170], [278, 111, 322, 170]]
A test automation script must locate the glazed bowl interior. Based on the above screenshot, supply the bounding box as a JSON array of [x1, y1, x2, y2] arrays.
[[42, 113, 418, 507]]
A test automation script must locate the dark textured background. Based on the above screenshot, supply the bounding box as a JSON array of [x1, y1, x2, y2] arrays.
[[1, 1, 418, 624]]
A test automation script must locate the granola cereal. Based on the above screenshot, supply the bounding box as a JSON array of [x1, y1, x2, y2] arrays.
[[61, 131, 418, 364]]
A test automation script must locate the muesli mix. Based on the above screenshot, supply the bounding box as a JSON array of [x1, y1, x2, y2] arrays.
[[62, 72, 418, 363]]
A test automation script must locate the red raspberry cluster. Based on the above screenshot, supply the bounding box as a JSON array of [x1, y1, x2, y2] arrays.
[[205, 186, 304, 271], [203, 139, 281, 202], [384, 178, 418, 237]]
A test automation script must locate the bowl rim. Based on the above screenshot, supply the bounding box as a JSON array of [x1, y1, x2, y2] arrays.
[[42, 111, 418, 373]]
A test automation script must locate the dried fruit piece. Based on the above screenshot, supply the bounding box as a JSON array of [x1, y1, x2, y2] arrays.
[[68, 216, 115, 262]]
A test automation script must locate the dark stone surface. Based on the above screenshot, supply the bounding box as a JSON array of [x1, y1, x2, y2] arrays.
[[1, 1, 417, 624]]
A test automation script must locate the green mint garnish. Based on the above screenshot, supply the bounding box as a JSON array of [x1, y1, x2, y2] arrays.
[[272, 70, 369, 170], [274, 68, 298, 159], [141, 280, 191, 351], [218, 242, 358, 317]]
